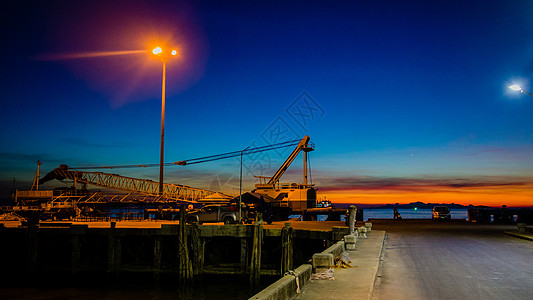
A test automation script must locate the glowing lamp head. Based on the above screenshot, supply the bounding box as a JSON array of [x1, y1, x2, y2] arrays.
[[509, 84, 522, 91], [152, 47, 162, 55], [171, 49, 178, 56]]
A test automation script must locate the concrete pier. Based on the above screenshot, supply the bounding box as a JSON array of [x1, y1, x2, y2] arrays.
[[292, 230, 385, 300], [250, 225, 385, 300], [0, 220, 351, 284]]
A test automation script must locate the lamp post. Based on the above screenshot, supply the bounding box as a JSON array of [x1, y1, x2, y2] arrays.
[[153, 47, 178, 195], [508, 84, 533, 96], [239, 146, 250, 223]]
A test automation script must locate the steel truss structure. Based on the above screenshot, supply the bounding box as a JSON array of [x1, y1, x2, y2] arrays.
[[40, 166, 227, 202]]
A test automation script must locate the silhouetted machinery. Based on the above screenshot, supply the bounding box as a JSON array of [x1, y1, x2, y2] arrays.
[[39, 164, 228, 203], [251, 135, 316, 219], [10, 136, 345, 222], [250, 135, 345, 221]]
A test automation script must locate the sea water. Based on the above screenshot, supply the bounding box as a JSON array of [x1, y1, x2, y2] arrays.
[[363, 208, 468, 221], [0, 274, 275, 300], [311, 208, 468, 222]]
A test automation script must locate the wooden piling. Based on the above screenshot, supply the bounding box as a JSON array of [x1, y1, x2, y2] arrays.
[[71, 235, 80, 272], [107, 236, 122, 274], [25, 212, 39, 275], [250, 213, 263, 285], [281, 222, 294, 275], [70, 224, 87, 273], [153, 237, 162, 278], [107, 231, 121, 274], [107, 222, 122, 275], [240, 236, 248, 276], [190, 223, 204, 276], [178, 205, 193, 281]]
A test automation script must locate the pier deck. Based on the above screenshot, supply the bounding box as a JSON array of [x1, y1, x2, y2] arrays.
[[1, 219, 347, 229], [0, 219, 351, 284], [291, 230, 385, 300]]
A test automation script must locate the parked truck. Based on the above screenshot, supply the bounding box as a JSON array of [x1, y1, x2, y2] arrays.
[[186, 204, 246, 225]]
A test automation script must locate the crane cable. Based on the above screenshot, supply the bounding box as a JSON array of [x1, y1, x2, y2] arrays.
[[68, 139, 302, 170]]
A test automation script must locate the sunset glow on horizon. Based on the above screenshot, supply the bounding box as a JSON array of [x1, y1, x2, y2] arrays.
[[321, 184, 533, 207]]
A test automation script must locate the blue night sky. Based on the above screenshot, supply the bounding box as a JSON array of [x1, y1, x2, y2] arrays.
[[1, 0, 533, 205]]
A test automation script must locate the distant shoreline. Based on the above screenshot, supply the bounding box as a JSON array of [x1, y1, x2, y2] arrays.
[[333, 202, 533, 210]]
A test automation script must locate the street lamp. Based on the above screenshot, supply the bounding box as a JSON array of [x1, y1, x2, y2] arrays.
[[239, 146, 250, 223], [508, 84, 533, 96], [153, 47, 178, 195]]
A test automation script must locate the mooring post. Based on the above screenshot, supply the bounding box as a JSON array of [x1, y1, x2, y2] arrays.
[[107, 222, 121, 275], [178, 205, 193, 281], [190, 223, 204, 277], [250, 213, 263, 285], [70, 224, 88, 273], [198, 237, 205, 276], [71, 235, 80, 272], [153, 237, 162, 279], [281, 222, 294, 275], [349, 205, 357, 234], [26, 211, 39, 275], [240, 236, 248, 276]]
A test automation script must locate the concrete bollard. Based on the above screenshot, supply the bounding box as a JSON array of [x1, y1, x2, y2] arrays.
[[365, 222, 372, 232], [312, 253, 334, 273], [348, 205, 357, 234], [357, 226, 367, 238], [344, 234, 357, 250]]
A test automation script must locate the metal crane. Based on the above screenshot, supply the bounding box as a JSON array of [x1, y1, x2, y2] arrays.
[[255, 135, 314, 188], [37, 139, 305, 204], [253, 135, 317, 214], [39, 164, 228, 203]]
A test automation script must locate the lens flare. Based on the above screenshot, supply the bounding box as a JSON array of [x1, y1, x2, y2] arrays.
[[37, 50, 148, 61]]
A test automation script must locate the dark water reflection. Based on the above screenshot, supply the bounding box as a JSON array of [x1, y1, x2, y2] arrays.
[[0, 273, 277, 300]]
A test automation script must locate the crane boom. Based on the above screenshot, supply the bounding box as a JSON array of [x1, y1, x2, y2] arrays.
[[39, 164, 229, 202], [259, 135, 314, 187]]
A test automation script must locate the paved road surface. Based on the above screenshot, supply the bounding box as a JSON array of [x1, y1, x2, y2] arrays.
[[371, 220, 533, 300]]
